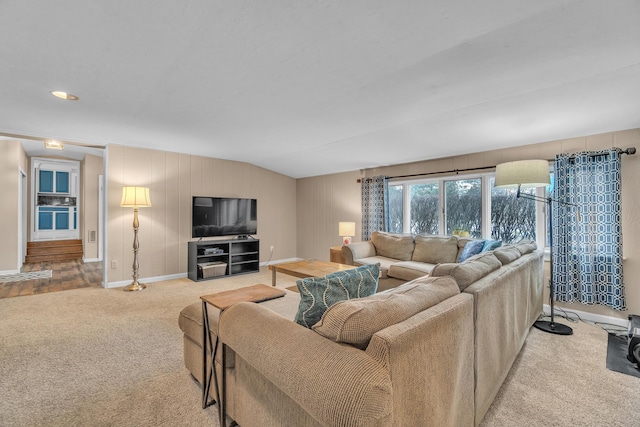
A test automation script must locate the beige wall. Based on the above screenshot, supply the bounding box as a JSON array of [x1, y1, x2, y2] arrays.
[[0, 141, 27, 271], [297, 170, 362, 260], [296, 128, 640, 322], [81, 154, 104, 260], [107, 145, 297, 284]]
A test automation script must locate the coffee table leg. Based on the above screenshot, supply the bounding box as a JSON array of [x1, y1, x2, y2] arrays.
[[271, 267, 276, 286]]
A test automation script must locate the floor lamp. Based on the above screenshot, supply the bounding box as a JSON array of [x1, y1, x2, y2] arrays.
[[120, 186, 152, 292], [495, 160, 573, 335]]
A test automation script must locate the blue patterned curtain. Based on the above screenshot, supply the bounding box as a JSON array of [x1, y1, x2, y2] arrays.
[[361, 176, 389, 241], [553, 149, 625, 310]]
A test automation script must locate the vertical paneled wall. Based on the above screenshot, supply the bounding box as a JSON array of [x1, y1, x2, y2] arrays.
[[107, 145, 296, 284], [0, 140, 27, 272], [296, 129, 640, 321], [296, 170, 362, 261]]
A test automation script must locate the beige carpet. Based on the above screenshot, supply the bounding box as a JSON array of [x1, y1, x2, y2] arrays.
[[0, 268, 638, 426]]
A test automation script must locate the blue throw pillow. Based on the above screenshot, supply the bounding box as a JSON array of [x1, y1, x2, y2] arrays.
[[294, 264, 379, 328], [458, 240, 485, 262], [481, 239, 502, 252]]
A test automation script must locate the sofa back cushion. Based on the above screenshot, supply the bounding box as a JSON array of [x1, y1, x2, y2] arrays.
[[412, 235, 459, 264], [493, 246, 522, 265], [313, 275, 460, 349], [514, 240, 537, 255], [294, 264, 379, 328], [372, 231, 415, 261], [431, 252, 502, 291]]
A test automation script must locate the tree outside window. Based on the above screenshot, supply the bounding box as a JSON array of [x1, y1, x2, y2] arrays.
[[410, 183, 439, 235], [388, 184, 403, 234], [490, 177, 536, 243], [445, 179, 481, 238]]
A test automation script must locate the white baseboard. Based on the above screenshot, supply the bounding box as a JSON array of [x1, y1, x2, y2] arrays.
[[106, 259, 301, 288], [83, 257, 101, 263], [106, 272, 187, 289], [0, 269, 21, 275], [542, 304, 629, 328]]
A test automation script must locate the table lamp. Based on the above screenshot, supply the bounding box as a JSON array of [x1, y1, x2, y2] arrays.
[[339, 222, 356, 245]]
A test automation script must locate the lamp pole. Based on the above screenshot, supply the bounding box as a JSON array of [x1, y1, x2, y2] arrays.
[[124, 207, 146, 291], [515, 186, 572, 335]]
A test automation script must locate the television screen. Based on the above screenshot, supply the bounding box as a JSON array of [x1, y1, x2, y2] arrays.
[[192, 197, 257, 238]]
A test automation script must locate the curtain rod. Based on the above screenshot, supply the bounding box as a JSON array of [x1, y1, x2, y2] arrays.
[[356, 146, 636, 183]]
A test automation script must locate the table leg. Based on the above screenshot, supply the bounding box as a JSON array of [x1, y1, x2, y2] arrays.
[[220, 343, 226, 427], [271, 267, 277, 286], [202, 302, 219, 409]]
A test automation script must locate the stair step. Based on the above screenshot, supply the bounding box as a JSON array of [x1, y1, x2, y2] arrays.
[[27, 239, 82, 248], [25, 253, 83, 263], [28, 245, 83, 256], [26, 239, 83, 263]]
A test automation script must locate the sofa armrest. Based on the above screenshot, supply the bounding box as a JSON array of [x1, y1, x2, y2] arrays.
[[219, 302, 393, 427], [342, 241, 376, 265]]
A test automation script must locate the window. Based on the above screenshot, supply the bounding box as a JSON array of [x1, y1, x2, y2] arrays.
[[410, 182, 440, 234], [388, 184, 403, 234], [389, 173, 547, 245], [489, 178, 536, 242], [445, 179, 481, 237]]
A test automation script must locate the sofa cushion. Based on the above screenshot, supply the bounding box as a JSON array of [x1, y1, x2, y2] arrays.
[[372, 231, 415, 261], [431, 252, 502, 291], [493, 246, 522, 265], [458, 240, 485, 262], [313, 275, 460, 349], [388, 261, 435, 281], [355, 256, 396, 279], [294, 264, 379, 328], [514, 240, 537, 255], [481, 239, 502, 252], [412, 235, 459, 264]]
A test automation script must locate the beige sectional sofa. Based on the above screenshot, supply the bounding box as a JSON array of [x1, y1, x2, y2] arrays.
[[341, 231, 474, 291], [178, 234, 543, 426]]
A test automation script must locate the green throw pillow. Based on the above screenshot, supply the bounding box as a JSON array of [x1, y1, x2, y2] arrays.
[[294, 264, 380, 328]]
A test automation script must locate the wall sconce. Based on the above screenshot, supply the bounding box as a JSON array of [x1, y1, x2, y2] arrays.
[[120, 186, 152, 291], [339, 222, 356, 245]]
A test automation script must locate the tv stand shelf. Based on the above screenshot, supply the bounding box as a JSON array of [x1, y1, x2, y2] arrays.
[[188, 239, 260, 281]]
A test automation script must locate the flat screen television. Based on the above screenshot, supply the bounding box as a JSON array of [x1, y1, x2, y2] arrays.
[[192, 197, 257, 238]]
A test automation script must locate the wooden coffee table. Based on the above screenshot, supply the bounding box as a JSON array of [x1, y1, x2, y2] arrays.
[[268, 259, 357, 286]]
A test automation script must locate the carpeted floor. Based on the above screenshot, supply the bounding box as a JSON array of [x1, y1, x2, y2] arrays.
[[1, 268, 638, 426]]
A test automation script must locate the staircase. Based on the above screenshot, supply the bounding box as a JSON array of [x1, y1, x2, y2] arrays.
[[25, 239, 83, 263]]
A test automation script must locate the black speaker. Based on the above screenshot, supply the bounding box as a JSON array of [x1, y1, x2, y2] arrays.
[[627, 315, 640, 365]]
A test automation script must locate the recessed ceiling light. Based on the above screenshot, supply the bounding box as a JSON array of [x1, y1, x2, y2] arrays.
[[44, 140, 64, 150], [51, 91, 79, 101]]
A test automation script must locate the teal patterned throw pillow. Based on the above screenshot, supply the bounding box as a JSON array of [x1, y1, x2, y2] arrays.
[[294, 264, 380, 328]]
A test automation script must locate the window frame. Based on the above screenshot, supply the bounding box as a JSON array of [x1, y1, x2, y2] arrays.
[[389, 171, 549, 250]]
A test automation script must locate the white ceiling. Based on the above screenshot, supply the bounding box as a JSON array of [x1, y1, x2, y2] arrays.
[[1, 0, 639, 178]]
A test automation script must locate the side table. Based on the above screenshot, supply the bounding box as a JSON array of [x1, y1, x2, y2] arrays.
[[329, 245, 346, 264], [200, 284, 286, 426]]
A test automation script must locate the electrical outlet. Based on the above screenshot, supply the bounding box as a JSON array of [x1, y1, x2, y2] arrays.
[[270, 245, 275, 252], [111, 260, 118, 269]]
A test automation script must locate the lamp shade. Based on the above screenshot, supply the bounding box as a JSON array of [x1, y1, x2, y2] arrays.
[[120, 186, 152, 208], [494, 160, 550, 188], [338, 222, 356, 237]]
